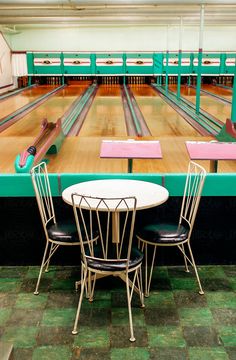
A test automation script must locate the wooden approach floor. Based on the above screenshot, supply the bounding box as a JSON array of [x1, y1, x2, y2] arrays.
[[0, 84, 236, 174]]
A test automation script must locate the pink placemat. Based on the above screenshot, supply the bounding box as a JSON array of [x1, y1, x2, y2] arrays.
[[100, 140, 162, 159], [185, 141, 236, 160]]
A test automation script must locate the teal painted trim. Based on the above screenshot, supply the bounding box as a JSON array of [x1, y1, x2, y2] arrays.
[[123, 53, 127, 76], [14, 154, 34, 173], [220, 53, 226, 74], [60, 52, 64, 76], [0, 174, 59, 197], [164, 174, 186, 196], [190, 53, 194, 74], [26, 53, 34, 75], [90, 54, 96, 75], [231, 62, 236, 123], [164, 173, 236, 196], [60, 173, 163, 193], [26, 51, 236, 77], [177, 51, 182, 99], [1, 173, 236, 197], [203, 173, 236, 196]]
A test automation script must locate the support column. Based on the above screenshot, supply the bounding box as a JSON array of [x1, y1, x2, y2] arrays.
[[196, 5, 205, 115], [177, 17, 183, 100], [165, 26, 170, 94], [231, 62, 236, 123]]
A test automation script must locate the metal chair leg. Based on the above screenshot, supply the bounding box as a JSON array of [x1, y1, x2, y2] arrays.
[[126, 273, 135, 342], [187, 242, 204, 295], [34, 241, 49, 295], [181, 244, 190, 273], [72, 266, 87, 335], [144, 243, 157, 297]]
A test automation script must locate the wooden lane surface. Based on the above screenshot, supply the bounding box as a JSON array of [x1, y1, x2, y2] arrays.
[[0, 85, 88, 137], [169, 85, 231, 123], [79, 85, 127, 137], [47, 136, 127, 173], [130, 85, 202, 137], [2, 83, 236, 174], [47, 135, 236, 174], [201, 84, 232, 101], [0, 86, 57, 120]]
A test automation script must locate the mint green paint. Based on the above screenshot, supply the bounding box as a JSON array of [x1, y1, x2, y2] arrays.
[[60, 52, 64, 76], [220, 53, 226, 74], [0, 174, 59, 197], [63, 53, 92, 75], [26, 51, 236, 77], [90, 53, 96, 75], [95, 53, 124, 75], [14, 154, 34, 173], [1, 173, 236, 197], [190, 53, 194, 74], [26, 52, 34, 75], [126, 53, 153, 75], [32, 52, 62, 75], [153, 53, 163, 75], [177, 51, 182, 99]]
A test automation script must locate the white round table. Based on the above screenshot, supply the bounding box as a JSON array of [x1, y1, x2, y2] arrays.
[[62, 179, 169, 211]]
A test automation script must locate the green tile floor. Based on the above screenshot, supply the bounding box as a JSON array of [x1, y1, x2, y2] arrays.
[[0, 265, 235, 360]]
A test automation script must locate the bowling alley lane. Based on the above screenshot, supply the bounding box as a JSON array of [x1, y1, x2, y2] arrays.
[[201, 84, 232, 101], [130, 84, 202, 137], [169, 84, 231, 123], [0, 85, 88, 137], [79, 84, 127, 137], [0, 85, 57, 120]]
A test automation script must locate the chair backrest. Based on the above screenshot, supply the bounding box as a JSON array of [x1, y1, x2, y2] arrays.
[[31, 162, 56, 235], [179, 161, 206, 235], [72, 194, 137, 268]]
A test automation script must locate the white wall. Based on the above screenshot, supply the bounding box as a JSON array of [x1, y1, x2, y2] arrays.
[[0, 32, 14, 94], [4, 25, 236, 52]]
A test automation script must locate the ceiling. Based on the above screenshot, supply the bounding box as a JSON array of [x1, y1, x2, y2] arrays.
[[1, 0, 236, 31]]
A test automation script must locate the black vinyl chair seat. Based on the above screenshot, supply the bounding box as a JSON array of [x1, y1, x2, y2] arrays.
[[138, 222, 190, 244], [85, 246, 144, 272], [47, 220, 79, 243]]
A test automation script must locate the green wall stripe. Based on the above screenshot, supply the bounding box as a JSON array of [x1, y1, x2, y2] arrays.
[[0, 173, 236, 197]]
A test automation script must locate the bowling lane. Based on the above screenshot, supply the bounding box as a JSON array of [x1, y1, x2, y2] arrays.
[[169, 85, 231, 123], [79, 85, 127, 137], [0, 86, 56, 120], [201, 84, 232, 101], [130, 84, 201, 137], [0, 85, 88, 137]]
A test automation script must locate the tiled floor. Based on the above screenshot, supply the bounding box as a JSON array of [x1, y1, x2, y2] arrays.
[[0, 265, 235, 360]]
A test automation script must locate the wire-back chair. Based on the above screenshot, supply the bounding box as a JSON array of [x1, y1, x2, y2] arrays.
[[71, 193, 144, 342], [137, 161, 207, 297], [31, 162, 80, 295]]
